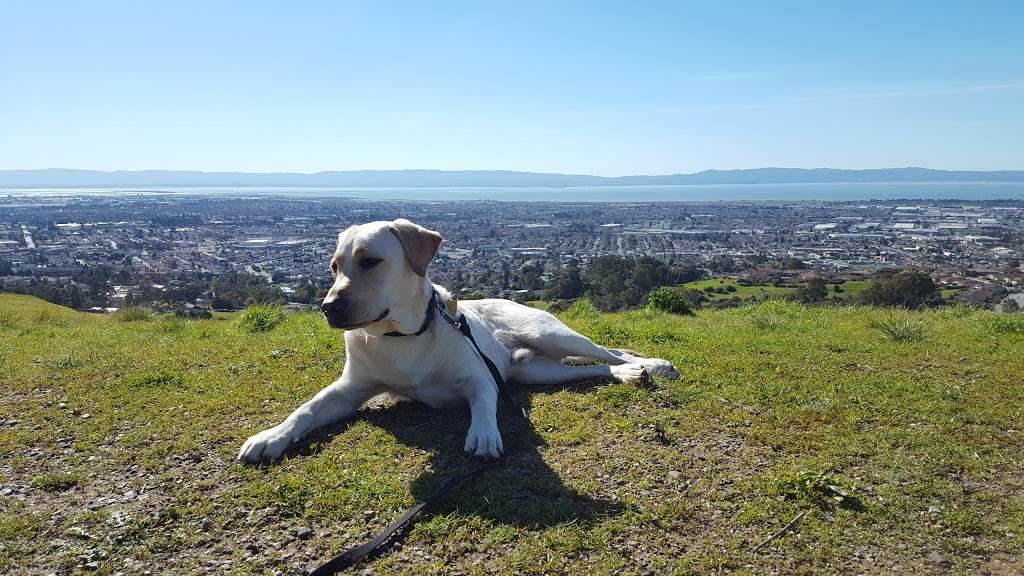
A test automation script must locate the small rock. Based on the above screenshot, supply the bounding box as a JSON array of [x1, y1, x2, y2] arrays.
[[928, 505, 942, 515], [926, 551, 951, 568], [296, 526, 313, 540], [668, 470, 681, 479]]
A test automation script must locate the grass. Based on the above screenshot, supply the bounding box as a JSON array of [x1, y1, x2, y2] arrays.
[[239, 304, 288, 333], [681, 277, 794, 302], [679, 277, 875, 302], [112, 306, 152, 322], [873, 314, 927, 342], [30, 471, 85, 492], [0, 292, 1022, 574]]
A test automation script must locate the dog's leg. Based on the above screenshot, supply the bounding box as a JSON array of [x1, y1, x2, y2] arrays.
[[464, 376, 503, 459], [237, 371, 379, 463], [510, 356, 650, 386], [529, 326, 682, 379]]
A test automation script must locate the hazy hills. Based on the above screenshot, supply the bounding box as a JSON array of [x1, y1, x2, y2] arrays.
[[2, 167, 1023, 188]]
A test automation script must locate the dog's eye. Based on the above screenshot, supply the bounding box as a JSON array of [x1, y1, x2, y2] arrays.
[[359, 257, 383, 270]]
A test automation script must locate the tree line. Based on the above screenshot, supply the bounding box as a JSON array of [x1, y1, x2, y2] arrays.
[[543, 256, 702, 311], [541, 256, 941, 312]]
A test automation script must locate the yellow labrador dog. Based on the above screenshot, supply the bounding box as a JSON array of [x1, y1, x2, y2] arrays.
[[238, 219, 680, 462]]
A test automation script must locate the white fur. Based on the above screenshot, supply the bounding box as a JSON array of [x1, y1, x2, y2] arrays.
[[237, 220, 681, 462]]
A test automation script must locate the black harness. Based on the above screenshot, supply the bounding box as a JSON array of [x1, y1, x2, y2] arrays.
[[309, 289, 526, 576]]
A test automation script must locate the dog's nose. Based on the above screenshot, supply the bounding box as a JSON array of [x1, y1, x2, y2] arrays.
[[321, 296, 348, 315]]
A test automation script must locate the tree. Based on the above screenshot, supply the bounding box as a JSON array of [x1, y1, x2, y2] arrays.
[[61, 284, 84, 309], [544, 263, 586, 300], [584, 256, 639, 311], [516, 264, 543, 291], [645, 287, 694, 315], [668, 265, 702, 284], [708, 255, 737, 273], [859, 271, 937, 309], [632, 256, 669, 294], [797, 277, 828, 303]]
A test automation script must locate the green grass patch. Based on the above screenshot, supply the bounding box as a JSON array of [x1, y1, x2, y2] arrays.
[[239, 304, 287, 333], [30, 471, 85, 491], [777, 470, 865, 511], [123, 370, 186, 390], [113, 306, 152, 322], [872, 313, 927, 342], [990, 315, 1024, 334], [681, 277, 794, 302]]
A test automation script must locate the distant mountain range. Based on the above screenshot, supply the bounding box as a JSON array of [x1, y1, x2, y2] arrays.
[[2, 167, 1023, 188]]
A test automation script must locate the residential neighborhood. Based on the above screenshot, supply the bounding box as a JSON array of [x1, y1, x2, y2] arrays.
[[1, 193, 1022, 313]]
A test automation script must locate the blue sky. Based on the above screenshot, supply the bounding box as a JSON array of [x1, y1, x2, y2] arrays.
[[1, 1, 1022, 175]]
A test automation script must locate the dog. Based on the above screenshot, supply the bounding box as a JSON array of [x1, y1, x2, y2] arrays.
[[238, 219, 681, 462]]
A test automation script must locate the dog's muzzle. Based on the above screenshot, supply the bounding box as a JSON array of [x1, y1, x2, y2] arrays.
[[321, 296, 352, 328], [321, 297, 388, 330]]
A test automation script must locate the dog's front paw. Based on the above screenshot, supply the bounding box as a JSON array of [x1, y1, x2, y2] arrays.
[[610, 363, 650, 385], [642, 358, 681, 379], [464, 424, 503, 460], [237, 426, 292, 463]]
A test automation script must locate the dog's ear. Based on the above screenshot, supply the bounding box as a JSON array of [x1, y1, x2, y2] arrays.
[[389, 219, 442, 277]]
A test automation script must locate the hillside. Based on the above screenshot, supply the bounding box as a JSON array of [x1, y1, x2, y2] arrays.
[[1, 294, 1022, 575]]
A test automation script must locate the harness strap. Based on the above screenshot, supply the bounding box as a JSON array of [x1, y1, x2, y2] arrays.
[[382, 291, 437, 337], [308, 295, 526, 575], [457, 315, 528, 420]]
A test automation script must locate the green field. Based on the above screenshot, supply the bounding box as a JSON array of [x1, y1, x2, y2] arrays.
[[680, 278, 795, 302], [1, 294, 1023, 575], [681, 277, 941, 304]]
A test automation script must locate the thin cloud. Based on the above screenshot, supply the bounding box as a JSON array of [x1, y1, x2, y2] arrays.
[[813, 81, 1024, 101]]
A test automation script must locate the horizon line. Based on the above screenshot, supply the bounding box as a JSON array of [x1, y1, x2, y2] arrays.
[[4, 166, 1024, 178]]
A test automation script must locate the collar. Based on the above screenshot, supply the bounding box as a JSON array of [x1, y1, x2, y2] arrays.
[[383, 288, 460, 337]]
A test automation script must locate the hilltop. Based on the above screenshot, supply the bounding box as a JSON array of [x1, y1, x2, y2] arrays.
[[1, 294, 1022, 575], [3, 167, 1024, 188]]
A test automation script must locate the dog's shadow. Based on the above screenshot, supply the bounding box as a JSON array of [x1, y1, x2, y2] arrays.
[[294, 379, 624, 529]]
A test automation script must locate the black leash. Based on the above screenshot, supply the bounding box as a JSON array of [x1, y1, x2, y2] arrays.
[[307, 461, 500, 576], [308, 290, 527, 575]]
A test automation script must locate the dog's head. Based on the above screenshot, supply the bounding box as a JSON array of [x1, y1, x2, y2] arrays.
[[320, 219, 442, 330]]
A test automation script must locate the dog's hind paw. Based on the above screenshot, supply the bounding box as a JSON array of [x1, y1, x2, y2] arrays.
[[610, 363, 650, 385]]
